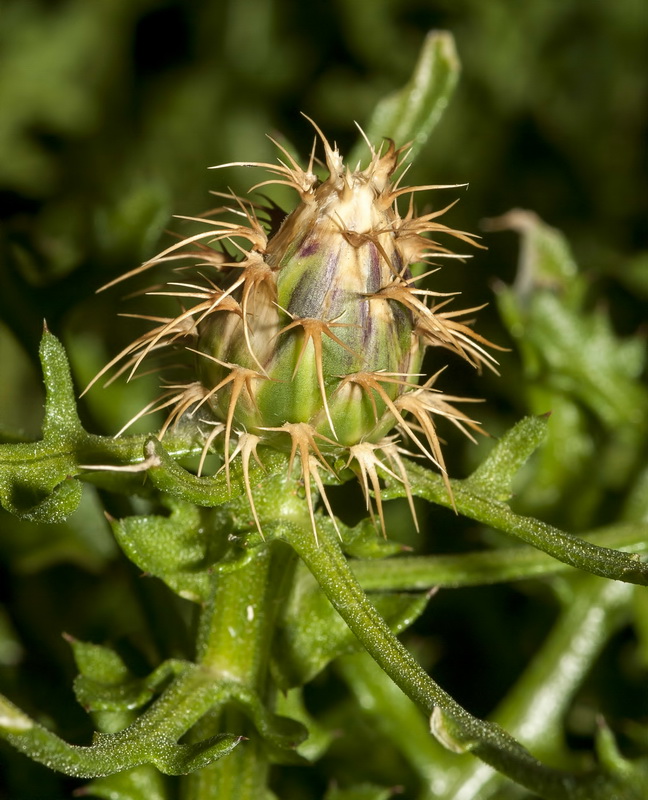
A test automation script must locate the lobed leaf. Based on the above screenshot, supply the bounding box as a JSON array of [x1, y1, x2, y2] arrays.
[[110, 499, 231, 603]]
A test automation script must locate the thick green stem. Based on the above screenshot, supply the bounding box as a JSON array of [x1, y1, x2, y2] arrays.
[[184, 541, 295, 800], [196, 547, 274, 675]]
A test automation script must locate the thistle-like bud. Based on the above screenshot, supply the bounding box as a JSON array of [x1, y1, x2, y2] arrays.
[[89, 120, 498, 535]]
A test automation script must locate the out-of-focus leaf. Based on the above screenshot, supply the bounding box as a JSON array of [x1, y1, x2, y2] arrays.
[[0, 1, 125, 197], [495, 212, 647, 427], [321, 516, 405, 560], [94, 180, 171, 266], [595, 720, 648, 800], [274, 687, 334, 762], [0, 606, 22, 667], [81, 765, 169, 800], [349, 31, 460, 166], [0, 484, 115, 572], [324, 784, 396, 800], [338, 651, 447, 793], [273, 561, 429, 688], [494, 211, 648, 519]]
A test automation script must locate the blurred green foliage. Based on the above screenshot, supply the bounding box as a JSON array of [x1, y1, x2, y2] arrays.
[[1, 1, 647, 799]]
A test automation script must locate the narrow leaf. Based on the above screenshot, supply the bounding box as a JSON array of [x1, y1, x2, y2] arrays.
[[40, 326, 84, 440], [349, 31, 460, 166], [467, 415, 549, 500]]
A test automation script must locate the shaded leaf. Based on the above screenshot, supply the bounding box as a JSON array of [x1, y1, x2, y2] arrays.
[[273, 561, 430, 688], [69, 636, 189, 714], [325, 783, 396, 800], [81, 765, 169, 800], [274, 687, 334, 762], [0, 484, 115, 572]]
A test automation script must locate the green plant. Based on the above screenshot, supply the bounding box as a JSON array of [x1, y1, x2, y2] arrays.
[[2, 31, 648, 800]]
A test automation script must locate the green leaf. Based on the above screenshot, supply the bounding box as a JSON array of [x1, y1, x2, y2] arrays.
[[325, 784, 395, 800], [349, 31, 460, 166], [0, 329, 83, 521], [110, 499, 231, 603], [40, 325, 85, 440], [70, 638, 131, 684], [273, 561, 430, 688], [69, 636, 189, 714], [0, 677, 242, 778], [466, 414, 549, 501], [393, 457, 648, 586], [0, 332, 204, 525], [82, 765, 169, 800], [149, 733, 243, 776]]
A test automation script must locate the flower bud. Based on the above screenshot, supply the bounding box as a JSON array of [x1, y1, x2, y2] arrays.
[[89, 120, 498, 535]]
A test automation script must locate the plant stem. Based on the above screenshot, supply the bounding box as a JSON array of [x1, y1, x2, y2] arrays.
[[351, 523, 648, 590], [282, 519, 626, 800], [438, 574, 633, 800], [184, 540, 296, 800]]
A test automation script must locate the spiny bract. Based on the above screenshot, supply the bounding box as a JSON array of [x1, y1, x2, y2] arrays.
[[89, 119, 498, 537]]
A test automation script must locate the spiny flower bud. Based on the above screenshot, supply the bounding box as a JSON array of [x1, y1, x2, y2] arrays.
[[88, 119, 498, 536]]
